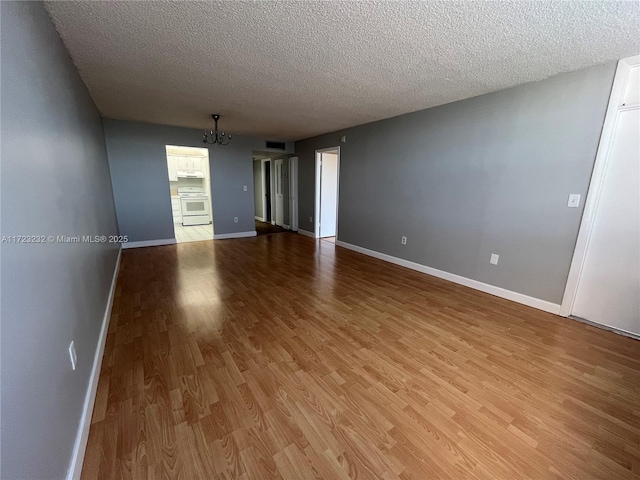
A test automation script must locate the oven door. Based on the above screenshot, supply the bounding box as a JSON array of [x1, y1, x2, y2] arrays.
[[180, 197, 210, 217]]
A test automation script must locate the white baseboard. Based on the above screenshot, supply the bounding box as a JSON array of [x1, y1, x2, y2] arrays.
[[67, 248, 122, 480], [335, 240, 561, 315], [214, 231, 257, 240], [283, 224, 290, 230], [297, 229, 316, 238], [254, 216, 265, 222], [122, 238, 176, 249]]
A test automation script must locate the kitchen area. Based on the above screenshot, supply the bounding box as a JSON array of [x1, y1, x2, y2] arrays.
[[166, 145, 214, 243]]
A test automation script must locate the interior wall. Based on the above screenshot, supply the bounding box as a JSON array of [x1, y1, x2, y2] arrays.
[[295, 63, 615, 305], [253, 160, 264, 219], [0, 2, 120, 479], [103, 120, 294, 240]]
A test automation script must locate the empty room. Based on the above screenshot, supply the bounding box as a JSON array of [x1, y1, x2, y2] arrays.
[[1, 1, 639, 480]]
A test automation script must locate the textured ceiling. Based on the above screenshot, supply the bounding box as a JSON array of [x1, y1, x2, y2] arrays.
[[45, 1, 640, 141]]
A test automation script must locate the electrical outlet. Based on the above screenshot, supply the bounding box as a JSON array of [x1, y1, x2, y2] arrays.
[[234, 217, 239, 223], [309, 216, 313, 223], [401, 236, 407, 245], [69, 341, 77, 371], [490, 253, 499, 265], [243, 185, 248, 192]]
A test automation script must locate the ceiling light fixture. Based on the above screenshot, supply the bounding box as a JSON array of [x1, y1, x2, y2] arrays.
[[203, 114, 232, 145]]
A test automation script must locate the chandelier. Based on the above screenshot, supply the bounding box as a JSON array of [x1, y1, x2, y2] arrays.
[[203, 114, 232, 145]]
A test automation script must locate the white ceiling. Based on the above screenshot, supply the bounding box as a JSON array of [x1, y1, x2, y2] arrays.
[[45, 1, 640, 141]]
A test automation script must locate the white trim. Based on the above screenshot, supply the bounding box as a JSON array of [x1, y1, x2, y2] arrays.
[[214, 231, 257, 240], [122, 238, 176, 249], [274, 158, 284, 227], [336, 240, 561, 315], [297, 229, 316, 238], [289, 157, 299, 232], [283, 224, 291, 230], [67, 248, 122, 480], [315, 147, 341, 239], [560, 55, 640, 317], [261, 159, 269, 224], [254, 215, 265, 222]]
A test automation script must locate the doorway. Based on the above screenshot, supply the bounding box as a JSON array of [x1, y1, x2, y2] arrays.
[[252, 153, 290, 236], [264, 160, 272, 223], [165, 145, 214, 243], [561, 55, 639, 337], [314, 147, 340, 240]]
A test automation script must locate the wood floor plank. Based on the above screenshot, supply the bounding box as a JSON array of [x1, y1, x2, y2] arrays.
[[81, 234, 640, 479]]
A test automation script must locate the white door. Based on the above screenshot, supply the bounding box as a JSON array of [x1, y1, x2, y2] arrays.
[[275, 159, 284, 226], [319, 153, 338, 238], [289, 157, 299, 231], [570, 57, 640, 336]]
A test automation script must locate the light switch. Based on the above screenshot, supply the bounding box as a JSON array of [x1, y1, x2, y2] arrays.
[[490, 254, 499, 265], [567, 194, 581, 208]]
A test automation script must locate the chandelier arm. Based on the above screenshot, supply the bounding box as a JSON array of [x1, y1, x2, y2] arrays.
[[203, 114, 231, 146]]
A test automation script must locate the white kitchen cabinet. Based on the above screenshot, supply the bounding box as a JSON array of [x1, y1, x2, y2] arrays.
[[167, 156, 179, 181], [189, 157, 203, 171]]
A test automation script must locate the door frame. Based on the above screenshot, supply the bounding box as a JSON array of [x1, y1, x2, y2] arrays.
[[274, 158, 284, 227], [314, 147, 341, 239], [289, 157, 299, 231], [560, 55, 639, 316], [261, 159, 275, 224]]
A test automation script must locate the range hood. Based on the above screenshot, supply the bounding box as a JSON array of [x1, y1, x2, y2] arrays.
[[176, 170, 205, 178]]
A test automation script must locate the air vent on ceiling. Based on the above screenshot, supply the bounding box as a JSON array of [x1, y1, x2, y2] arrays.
[[266, 141, 286, 150]]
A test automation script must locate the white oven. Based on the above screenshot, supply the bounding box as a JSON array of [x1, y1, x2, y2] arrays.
[[178, 187, 211, 226]]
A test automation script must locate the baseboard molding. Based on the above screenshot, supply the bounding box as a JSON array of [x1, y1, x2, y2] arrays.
[[254, 216, 265, 222], [67, 248, 122, 480], [214, 231, 257, 240], [122, 238, 176, 249], [335, 240, 561, 315], [283, 224, 290, 230], [297, 229, 316, 238]]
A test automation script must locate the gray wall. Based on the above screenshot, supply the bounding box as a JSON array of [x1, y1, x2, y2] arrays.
[[253, 160, 263, 218], [295, 64, 615, 305], [104, 120, 294, 240], [1, 2, 120, 479]]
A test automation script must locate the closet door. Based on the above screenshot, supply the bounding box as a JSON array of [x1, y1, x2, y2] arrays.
[[571, 56, 639, 335]]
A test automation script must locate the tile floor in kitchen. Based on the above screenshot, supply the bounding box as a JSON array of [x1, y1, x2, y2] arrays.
[[173, 224, 213, 243]]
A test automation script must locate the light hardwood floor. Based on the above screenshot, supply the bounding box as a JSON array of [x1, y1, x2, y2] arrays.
[[82, 233, 640, 479]]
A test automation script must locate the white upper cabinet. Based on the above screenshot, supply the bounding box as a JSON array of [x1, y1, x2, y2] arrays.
[[167, 155, 179, 181], [167, 155, 206, 181], [189, 156, 203, 171]]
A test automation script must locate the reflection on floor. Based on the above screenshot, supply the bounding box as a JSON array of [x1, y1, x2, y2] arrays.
[[255, 220, 288, 235], [81, 235, 640, 479], [174, 224, 213, 243]]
